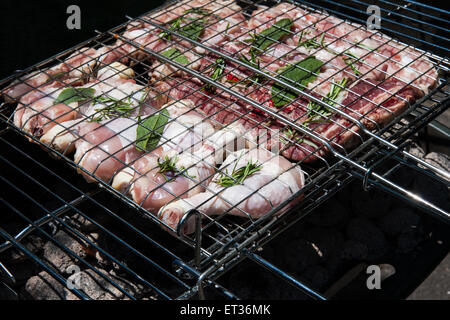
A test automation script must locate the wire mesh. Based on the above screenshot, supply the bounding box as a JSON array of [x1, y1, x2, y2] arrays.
[[0, 0, 449, 299]]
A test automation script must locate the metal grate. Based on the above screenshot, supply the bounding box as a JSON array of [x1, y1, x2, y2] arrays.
[[0, 0, 449, 300]]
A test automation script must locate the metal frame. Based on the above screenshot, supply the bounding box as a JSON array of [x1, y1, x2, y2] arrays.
[[0, 0, 449, 300]]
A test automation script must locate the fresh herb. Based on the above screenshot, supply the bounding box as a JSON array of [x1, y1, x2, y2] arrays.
[[342, 51, 363, 76], [44, 72, 67, 85], [160, 10, 206, 42], [279, 127, 320, 149], [53, 87, 96, 106], [236, 53, 267, 86], [280, 127, 303, 145], [178, 20, 204, 42], [214, 157, 262, 188], [306, 77, 348, 120], [135, 109, 170, 152], [205, 58, 226, 93], [159, 17, 183, 41], [247, 18, 293, 55], [271, 56, 324, 108], [90, 95, 135, 122], [184, 7, 212, 16], [355, 42, 375, 51], [298, 32, 325, 50], [160, 48, 190, 65], [157, 155, 195, 182]]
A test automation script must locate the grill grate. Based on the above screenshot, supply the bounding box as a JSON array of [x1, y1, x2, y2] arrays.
[[0, 0, 449, 300]]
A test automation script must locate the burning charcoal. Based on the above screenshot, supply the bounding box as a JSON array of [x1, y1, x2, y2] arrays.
[[65, 214, 101, 233], [42, 230, 92, 274], [411, 174, 450, 211], [408, 142, 426, 159], [379, 207, 420, 237], [24, 271, 67, 300], [351, 187, 391, 219], [303, 227, 344, 261], [302, 265, 330, 290], [307, 199, 349, 228], [64, 268, 144, 300], [2, 235, 44, 264], [273, 239, 321, 274], [423, 152, 450, 178], [397, 228, 424, 253], [379, 264, 396, 281], [340, 240, 369, 261], [346, 218, 389, 260]]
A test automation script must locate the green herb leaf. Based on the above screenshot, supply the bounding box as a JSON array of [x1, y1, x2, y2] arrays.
[[306, 77, 348, 120], [160, 48, 190, 65], [342, 51, 363, 76], [178, 20, 204, 42], [135, 109, 170, 152], [90, 95, 135, 122], [271, 56, 324, 108], [205, 58, 226, 93], [53, 88, 96, 106], [214, 158, 262, 188], [249, 18, 293, 55], [157, 155, 196, 182]]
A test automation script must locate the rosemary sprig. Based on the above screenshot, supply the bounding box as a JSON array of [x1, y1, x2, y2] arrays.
[[205, 58, 226, 93], [342, 51, 363, 76], [306, 77, 348, 121], [298, 32, 325, 50], [214, 157, 262, 188], [157, 155, 195, 182], [238, 51, 267, 85], [160, 7, 212, 42], [90, 95, 135, 122], [159, 16, 183, 41]]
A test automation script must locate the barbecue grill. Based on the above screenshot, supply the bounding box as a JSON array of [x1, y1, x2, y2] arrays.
[[0, 0, 448, 300]]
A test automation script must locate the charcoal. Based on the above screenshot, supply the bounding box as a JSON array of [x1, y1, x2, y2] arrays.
[[379, 207, 420, 237], [24, 271, 67, 300], [351, 187, 391, 219], [397, 228, 423, 253], [2, 235, 44, 264], [340, 240, 369, 261], [64, 268, 144, 300], [346, 218, 389, 260], [306, 199, 349, 228], [302, 265, 330, 290], [411, 174, 450, 212], [275, 239, 321, 274], [42, 230, 93, 274], [303, 227, 344, 261], [379, 264, 396, 281], [423, 152, 450, 179]]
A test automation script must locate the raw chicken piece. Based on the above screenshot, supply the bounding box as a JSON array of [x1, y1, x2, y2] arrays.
[[17, 62, 153, 139], [116, 149, 215, 213], [3, 46, 128, 103], [112, 103, 249, 213], [74, 118, 143, 183], [158, 148, 305, 234], [111, 100, 218, 208]]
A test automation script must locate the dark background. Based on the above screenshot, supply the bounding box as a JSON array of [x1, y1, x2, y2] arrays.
[[0, 0, 446, 80], [0, 0, 165, 79]]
